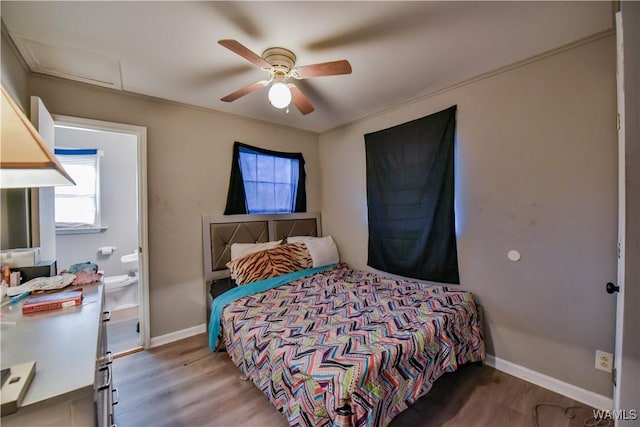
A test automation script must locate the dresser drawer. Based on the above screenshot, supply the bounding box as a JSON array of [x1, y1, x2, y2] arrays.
[[95, 303, 117, 427]]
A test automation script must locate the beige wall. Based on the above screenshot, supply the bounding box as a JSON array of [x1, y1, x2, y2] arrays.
[[1, 25, 29, 110], [319, 36, 618, 396], [27, 75, 320, 338]]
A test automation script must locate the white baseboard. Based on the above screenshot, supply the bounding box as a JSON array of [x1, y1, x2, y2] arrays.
[[485, 354, 613, 410], [150, 323, 207, 348]]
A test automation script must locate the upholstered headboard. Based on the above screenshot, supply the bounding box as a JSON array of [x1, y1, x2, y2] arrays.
[[202, 212, 321, 284]]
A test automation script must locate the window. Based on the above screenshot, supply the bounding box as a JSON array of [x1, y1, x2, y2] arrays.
[[54, 148, 102, 230], [225, 142, 306, 215], [239, 148, 299, 214]]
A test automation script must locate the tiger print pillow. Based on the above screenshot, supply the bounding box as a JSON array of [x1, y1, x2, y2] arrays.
[[226, 242, 313, 285]]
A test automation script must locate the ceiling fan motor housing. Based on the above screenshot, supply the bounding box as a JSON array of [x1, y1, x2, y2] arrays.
[[262, 47, 296, 78]]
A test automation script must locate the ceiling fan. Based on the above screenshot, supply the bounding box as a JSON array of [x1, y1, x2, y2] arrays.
[[218, 39, 352, 115]]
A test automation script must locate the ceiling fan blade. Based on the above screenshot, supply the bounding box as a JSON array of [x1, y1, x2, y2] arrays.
[[305, 5, 433, 52], [221, 80, 269, 102], [211, 4, 263, 39], [294, 60, 352, 79], [218, 39, 271, 69], [289, 85, 315, 115]]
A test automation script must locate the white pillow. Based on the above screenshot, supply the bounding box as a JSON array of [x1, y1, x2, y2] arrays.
[[287, 235, 339, 268], [230, 240, 282, 261]]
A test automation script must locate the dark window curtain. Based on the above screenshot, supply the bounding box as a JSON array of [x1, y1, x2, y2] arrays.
[[365, 105, 459, 283], [224, 141, 307, 215]]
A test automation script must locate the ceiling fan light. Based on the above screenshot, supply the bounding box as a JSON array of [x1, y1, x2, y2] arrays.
[[268, 82, 291, 109]]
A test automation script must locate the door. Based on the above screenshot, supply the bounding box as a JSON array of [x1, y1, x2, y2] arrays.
[[613, 5, 639, 425], [29, 96, 56, 262]]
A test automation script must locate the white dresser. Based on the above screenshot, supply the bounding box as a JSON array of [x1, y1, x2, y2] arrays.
[[0, 283, 116, 426]]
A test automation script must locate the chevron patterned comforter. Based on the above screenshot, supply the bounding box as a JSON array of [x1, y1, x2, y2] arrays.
[[220, 264, 485, 427]]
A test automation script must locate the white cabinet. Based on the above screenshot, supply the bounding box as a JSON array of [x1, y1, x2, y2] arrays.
[[0, 283, 116, 426]]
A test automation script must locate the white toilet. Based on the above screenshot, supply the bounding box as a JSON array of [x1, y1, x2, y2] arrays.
[[103, 251, 139, 312]]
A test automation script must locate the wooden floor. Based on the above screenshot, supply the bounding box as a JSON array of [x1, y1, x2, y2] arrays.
[[107, 315, 140, 354], [112, 333, 598, 427]]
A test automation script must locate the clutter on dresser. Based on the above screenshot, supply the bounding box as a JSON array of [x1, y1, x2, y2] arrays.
[[4, 274, 76, 298], [61, 261, 103, 286], [1, 248, 58, 298], [0, 259, 101, 313], [11, 261, 57, 284]]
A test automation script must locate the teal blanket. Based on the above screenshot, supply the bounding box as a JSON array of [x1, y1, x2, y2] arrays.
[[209, 265, 335, 351]]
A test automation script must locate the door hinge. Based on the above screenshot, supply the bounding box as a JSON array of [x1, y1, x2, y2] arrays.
[[617, 242, 621, 259], [617, 113, 621, 130], [612, 367, 617, 386]]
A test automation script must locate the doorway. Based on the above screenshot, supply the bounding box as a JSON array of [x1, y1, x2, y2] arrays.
[[52, 115, 149, 354]]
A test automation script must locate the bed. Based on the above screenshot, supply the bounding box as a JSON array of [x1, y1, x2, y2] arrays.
[[202, 213, 485, 427]]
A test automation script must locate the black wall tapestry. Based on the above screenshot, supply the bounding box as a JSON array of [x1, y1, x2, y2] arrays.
[[365, 105, 459, 283]]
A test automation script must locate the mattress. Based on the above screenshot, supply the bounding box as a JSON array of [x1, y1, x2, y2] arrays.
[[218, 264, 485, 427]]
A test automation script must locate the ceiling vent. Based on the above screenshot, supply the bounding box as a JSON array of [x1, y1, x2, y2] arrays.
[[10, 33, 122, 90]]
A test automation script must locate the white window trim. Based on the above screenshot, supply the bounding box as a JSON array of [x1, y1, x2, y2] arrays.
[[55, 226, 108, 235]]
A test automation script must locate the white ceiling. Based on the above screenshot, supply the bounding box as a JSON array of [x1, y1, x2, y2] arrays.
[[1, 1, 613, 133]]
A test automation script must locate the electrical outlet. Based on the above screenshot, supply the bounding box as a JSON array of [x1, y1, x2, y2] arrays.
[[595, 350, 613, 373]]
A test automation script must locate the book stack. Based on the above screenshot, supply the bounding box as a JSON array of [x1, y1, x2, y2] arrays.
[[21, 289, 83, 314]]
